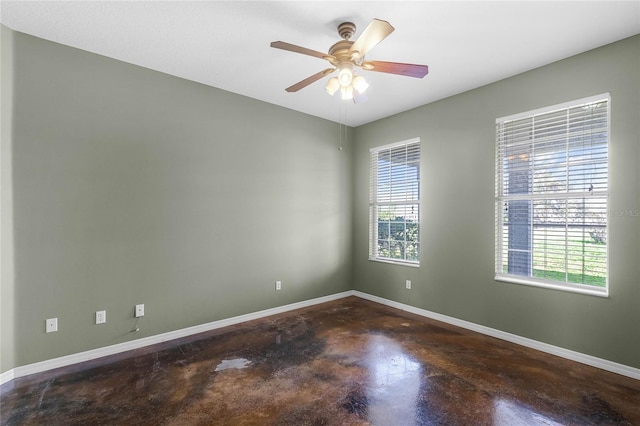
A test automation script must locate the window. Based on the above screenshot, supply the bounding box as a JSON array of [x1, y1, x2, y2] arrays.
[[495, 94, 609, 295], [369, 138, 421, 266]]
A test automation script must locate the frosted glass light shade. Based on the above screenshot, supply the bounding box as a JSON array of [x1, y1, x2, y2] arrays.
[[325, 77, 340, 95], [338, 64, 353, 87], [352, 75, 369, 94], [340, 85, 353, 100]]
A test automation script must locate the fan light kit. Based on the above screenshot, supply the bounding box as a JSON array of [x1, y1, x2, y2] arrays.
[[271, 19, 429, 102]]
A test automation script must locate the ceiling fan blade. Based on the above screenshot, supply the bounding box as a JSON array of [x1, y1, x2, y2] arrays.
[[365, 61, 429, 78], [285, 68, 335, 92], [350, 19, 394, 58], [271, 41, 333, 61]]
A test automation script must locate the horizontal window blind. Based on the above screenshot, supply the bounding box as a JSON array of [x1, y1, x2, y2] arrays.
[[495, 95, 609, 293], [369, 139, 421, 265]]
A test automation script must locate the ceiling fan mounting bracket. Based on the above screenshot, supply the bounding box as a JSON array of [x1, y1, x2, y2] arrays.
[[337, 22, 356, 40]]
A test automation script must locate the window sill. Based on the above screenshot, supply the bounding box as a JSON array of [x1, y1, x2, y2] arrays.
[[494, 274, 609, 298], [369, 258, 420, 268]]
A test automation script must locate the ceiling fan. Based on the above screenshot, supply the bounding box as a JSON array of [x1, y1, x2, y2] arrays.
[[270, 19, 429, 101]]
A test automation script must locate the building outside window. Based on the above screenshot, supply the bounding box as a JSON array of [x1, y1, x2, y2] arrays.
[[369, 138, 421, 266], [495, 94, 609, 295]]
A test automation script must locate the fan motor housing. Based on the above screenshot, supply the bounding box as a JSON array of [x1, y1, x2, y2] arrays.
[[328, 40, 354, 60]]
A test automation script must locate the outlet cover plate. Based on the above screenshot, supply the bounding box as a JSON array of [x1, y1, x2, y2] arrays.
[[275, 281, 282, 291], [46, 318, 58, 333], [406, 280, 412, 289], [135, 304, 144, 317], [96, 310, 106, 324]]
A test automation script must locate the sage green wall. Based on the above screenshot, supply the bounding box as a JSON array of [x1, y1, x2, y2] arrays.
[[2, 26, 638, 375], [3, 28, 352, 371], [1, 25, 16, 373], [352, 35, 640, 368]]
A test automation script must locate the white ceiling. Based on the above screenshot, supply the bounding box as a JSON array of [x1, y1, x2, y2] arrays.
[[2, 1, 639, 127]]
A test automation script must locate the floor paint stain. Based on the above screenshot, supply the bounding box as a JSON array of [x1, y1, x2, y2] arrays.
[[214, 358, 252, 372]]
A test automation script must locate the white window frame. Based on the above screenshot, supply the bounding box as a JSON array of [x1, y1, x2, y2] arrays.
[[369, 138, 421, 267], [495, 94, 610, 297]]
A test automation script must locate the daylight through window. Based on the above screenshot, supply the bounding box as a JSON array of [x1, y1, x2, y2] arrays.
[[495, 94, 609, 295], [369, 138, 421, 266]]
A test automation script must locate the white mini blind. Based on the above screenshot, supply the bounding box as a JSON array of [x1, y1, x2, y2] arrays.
[[369, 138, 421, 265], [495, 94, 609, 293]]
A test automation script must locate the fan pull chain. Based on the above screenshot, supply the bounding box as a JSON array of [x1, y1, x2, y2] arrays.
[[337, 101, 348, 151]]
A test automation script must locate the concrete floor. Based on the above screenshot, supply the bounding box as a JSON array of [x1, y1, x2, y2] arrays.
[[1, 297, 639, 425]]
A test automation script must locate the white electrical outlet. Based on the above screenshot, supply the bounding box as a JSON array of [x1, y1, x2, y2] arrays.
[[46, 318, 58, 333], [406, 280, 412, 289], [135, 304, 144, 317], [96, 310, 106, 324], [275, 281, 282, 291]]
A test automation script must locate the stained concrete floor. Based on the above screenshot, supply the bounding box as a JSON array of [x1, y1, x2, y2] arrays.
[[1, 297, 639, 425]]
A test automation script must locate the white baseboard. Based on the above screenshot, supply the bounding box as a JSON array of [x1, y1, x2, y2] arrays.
[[0, 291, 355, 386], [2, 290, 638, 386], [353, 291, 640, 380], [0, 369, 15, 386]]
